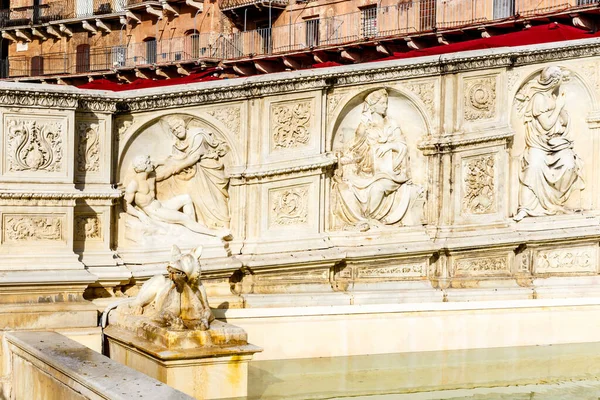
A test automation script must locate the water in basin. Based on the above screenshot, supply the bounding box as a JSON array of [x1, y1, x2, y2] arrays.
[[247, 342, 600, 399]]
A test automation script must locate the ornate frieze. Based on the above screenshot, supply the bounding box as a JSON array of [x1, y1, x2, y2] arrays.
[[256, 269, 329, 281], [0, 91, 78, 109], [206, 106, 241, 135], [464, 77, 496, 121], [75, 214, 102, 241], [269, 186, 309, 226], [271, 100, 311, 150], [77, 99, 118, 113], [3, 214, 64, 242], [357, 263, 427, 279], [462, 154, 496, 215], [454, 256, 509, 276], [535, 247, 597, 274], [5, 117, 64, 173], [77, 122, 100, 173]]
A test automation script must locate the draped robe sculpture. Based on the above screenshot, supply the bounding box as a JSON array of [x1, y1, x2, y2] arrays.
[[157, 117, 231, 230], [514, 66, 584, 221], [332, 89, 422, 231]]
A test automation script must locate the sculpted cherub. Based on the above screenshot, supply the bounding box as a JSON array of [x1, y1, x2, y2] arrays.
[[122, 245, 215, 331]]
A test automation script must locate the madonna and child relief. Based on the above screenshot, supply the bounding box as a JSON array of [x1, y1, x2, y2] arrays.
[[331, 88, 426, 231]]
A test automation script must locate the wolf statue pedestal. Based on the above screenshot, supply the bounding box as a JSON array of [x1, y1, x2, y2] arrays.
[[104, 245, 261, 400]]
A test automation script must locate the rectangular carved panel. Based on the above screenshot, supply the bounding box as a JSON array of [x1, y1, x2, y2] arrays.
[[74, 214, 102, 242], [3, 214, 65, 243], [534, 246, 598, 274], [270, 100, 311, 151], [461, 154, 497, 215], [268, 185, 309, 227], [3, 116, 65, 174], [357, 263, 427, 279], [453, 255, 510, 277], [76, 121, 101, 175]]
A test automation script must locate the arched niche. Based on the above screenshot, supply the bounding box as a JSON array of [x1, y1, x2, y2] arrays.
[[328, 87, 429, 230], [509, 66, 595, 214], [116, 113, 235, 253]]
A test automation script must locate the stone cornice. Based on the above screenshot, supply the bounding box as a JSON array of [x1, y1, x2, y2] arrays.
[[418, 129, 515, 154], [229, 156, 337, 182]]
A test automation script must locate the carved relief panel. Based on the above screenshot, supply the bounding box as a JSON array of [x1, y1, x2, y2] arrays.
[[260, 177, 318, 238], [262, 93, 320, 163], [74, 213, 103, 242], [2, 213, 65, 244], [2, 114, 68, 179], [75, 119, 106, 182], [451, 254, 512, 277], [116, 114, 234, 251], [458, 72, 501, 132], [533, 244, 598, 274], [329, 88, 428, 231], [510, 66, 593, 219], [453, 146, 507, 225]]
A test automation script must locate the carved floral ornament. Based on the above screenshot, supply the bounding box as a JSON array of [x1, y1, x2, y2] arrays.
[[270, 186, 309, 226], [462, 154, 496, 215], [206, 107, 241, 135], [271, 100, 312, 150], [5, 118, 64, 173], [77, 122, 100, 173], [75, 214, 102, 241]]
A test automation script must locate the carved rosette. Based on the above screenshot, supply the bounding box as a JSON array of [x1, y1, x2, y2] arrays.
[[462, 154, 496, 215], [75, 214, 102, 241], [3, 215, 63, 242], [454, 256, 509, 276], [77, 122, 100, 174], [207, 107, 241, 135], [5, 118, 64, 173], [269, 186, 309, 226], [464, 77, 496, 121], [271, 101, 311, 150]]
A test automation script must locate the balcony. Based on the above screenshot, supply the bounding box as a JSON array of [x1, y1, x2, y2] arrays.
[[2, 0, 597, 80], [220, 0, 288, 11], [0, 0, 125, 28]]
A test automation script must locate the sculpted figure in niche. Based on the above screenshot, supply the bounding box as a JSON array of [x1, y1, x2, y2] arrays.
[[124, 154, 232, 240], [514, 66, 584, 222], [332, 89, 422, 231], [119, 245, 214, 330], [157, 116, 231, 230]]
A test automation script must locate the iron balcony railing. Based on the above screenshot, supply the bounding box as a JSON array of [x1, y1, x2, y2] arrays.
[[1, 0, 588, 78], [0, 0, 125, 27], [220, 0, 288, 11]]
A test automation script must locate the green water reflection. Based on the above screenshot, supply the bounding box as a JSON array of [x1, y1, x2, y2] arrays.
[[247, 342, 600, 399]]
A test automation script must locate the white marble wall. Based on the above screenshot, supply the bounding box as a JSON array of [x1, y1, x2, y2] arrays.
[[2, 40, 600, 303]]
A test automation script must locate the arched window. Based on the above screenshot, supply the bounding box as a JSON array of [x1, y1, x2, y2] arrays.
[[31, 55, 43, 76], [144, 37, 156, 64], [76, 44, 90, 73]]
